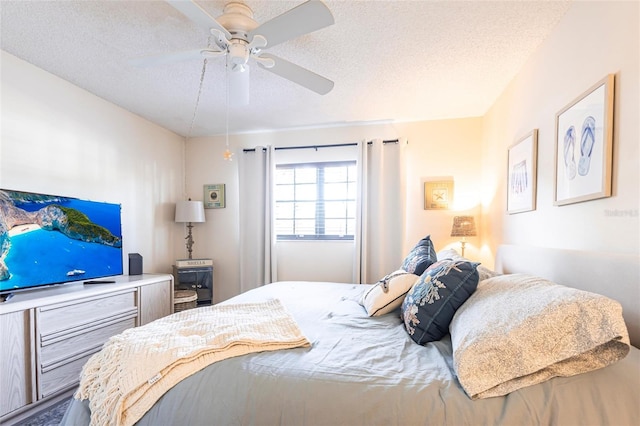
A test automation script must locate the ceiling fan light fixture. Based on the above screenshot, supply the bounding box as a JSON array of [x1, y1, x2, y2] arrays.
[[228, 64, 250, 106], [230, 63, 247, 73], [229, 41, 249, 65]]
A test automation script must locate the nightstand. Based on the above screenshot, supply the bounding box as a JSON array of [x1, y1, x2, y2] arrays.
[[172, 259, 213, 306]]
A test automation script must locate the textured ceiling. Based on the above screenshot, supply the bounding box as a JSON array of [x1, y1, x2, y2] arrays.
[[0, 0, 571, 138]]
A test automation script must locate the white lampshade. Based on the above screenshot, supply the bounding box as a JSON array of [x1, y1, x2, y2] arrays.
[[175, 200, 205, 223]]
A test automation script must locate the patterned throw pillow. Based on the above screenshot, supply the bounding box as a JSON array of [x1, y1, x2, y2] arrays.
[[401, 235, 437, 275], [401, 259, 479, 344]]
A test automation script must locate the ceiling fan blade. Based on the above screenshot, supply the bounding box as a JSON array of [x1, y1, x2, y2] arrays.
[[256, 53, 333, 95], [166, 0, 232, 40], [129, 49, 210, 67], [248, 0, 334, 49]]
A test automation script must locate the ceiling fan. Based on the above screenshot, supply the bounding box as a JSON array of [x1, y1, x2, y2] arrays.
[[132, 0, 335, 104]]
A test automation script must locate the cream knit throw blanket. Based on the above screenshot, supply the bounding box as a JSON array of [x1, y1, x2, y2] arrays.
[[75, 299, 310, 426]]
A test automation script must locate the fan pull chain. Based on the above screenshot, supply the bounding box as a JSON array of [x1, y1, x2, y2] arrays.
[[186, 36, 215, 140], [186, 57, 209, 140]]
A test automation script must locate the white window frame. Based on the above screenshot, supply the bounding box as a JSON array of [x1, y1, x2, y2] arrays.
[[275, 161, 356, 240]]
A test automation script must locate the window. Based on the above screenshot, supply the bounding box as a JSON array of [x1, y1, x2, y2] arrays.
[[275, 161, 357, 240]]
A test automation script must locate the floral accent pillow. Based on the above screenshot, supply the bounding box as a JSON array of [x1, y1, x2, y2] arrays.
[[401, 259, 479, 344], [401, 235, 437, 276]]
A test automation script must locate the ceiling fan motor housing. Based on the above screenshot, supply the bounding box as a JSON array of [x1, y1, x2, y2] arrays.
[[217, 2, 258, 40]]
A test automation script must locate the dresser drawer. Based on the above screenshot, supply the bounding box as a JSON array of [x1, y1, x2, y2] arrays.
[[37, 290, 137, 336], [40, 316, 136, 370], [39, 352, 94, 398]]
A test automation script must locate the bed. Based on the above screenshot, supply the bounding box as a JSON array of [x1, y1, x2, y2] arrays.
[[61, 244, 640, 425]]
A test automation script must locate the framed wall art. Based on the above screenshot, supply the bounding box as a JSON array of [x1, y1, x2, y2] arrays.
[[203, 184, 226, 209], [424, 179, 453, 210], [554, 74, 614, 206], [507, 129, 538, 214]]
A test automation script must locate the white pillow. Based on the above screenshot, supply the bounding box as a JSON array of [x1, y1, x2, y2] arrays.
[[437, 248, 499, 282], [361, 270, 419, 316], [476, 265, 499, 282], [450, 274, 630, 399], [437, 248, 464, 261]]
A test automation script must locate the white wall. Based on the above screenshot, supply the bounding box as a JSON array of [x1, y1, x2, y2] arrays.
[[6, 0, 632, 305], [0, 51, 185, 275], [186, 118, 483, 302], [481, 1, 639, 261]]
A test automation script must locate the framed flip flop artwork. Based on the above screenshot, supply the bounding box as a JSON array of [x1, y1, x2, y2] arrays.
[[554, 74, 614, 206], [507, 129, 538, 214]]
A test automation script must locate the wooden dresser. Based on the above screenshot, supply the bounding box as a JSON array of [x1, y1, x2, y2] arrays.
[[0, 274, 173, 424]]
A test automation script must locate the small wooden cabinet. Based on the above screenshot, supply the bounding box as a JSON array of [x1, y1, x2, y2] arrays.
[[0, 274, 173, 424], [173, 260, 213, 305]]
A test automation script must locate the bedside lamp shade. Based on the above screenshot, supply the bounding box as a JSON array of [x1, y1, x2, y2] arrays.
[[451, 216, 476, 257], [175, 200, 205, 224], [451, 216, 476, 237], [175, 200, 205, 259]]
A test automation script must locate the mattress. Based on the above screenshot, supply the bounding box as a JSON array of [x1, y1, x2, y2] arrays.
[[62, 281, 640, 425]]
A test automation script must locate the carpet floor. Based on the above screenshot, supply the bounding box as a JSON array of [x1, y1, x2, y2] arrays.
[[17, 398, 70, 426]]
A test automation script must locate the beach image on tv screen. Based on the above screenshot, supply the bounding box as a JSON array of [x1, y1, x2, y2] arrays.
[[0, 189, 123, 293]]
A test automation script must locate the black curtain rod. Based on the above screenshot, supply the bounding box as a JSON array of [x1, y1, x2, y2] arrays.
[[242, 139, 399, 153]]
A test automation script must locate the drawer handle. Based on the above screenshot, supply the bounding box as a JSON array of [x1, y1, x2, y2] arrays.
[[40, 308, 139, 344], [41, 343, 104, 372]]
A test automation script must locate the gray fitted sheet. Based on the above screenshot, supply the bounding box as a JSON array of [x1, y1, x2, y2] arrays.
[[62, 281, 640, 425]]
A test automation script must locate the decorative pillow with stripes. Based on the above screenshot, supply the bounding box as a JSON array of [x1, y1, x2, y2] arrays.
[[361, 270, 420, 316]]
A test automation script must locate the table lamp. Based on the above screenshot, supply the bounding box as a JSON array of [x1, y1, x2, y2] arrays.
[[175, 200, 205, 259], [450, 216, 476, 257]]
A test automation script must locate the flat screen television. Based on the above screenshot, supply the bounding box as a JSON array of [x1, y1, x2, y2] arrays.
[[0, 188, 123, 297]]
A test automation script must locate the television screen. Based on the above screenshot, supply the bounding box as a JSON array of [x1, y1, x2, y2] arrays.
[[0, 189, 123, 295]]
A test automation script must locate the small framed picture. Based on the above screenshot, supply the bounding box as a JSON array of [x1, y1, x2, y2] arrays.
[[424, 179, 453, 210], [507, 129, 538, 214], [554, 74, 614, 206], [203, 184, 225, 209]]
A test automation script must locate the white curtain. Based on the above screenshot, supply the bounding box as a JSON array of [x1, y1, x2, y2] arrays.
[[354, 139, 407, 284], [237, 145, 277, 292]]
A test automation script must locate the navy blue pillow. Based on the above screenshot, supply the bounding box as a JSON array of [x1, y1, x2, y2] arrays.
[[401, 235, 437, 275], [401, 259, 479, 344]]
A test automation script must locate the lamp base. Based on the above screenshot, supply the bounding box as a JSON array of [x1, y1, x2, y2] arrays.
[[185, 222, 195, 260]]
